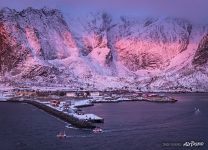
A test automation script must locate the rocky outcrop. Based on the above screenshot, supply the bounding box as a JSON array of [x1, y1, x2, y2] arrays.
[[192, 34, 208, 65], [0, 7, 76, 66], [0, 21, 30, 73], [114, 17, 192, 71], [0, 7, 208, 91]]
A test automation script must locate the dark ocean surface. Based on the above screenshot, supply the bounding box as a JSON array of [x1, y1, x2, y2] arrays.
[[0, 93, 207, 150]]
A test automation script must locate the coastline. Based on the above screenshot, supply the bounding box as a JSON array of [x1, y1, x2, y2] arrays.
[[0, 93, 207, 150], [0, 89, 181, 129]]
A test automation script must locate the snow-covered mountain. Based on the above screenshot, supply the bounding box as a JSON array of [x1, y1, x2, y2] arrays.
[[0, 7, 208, 91]]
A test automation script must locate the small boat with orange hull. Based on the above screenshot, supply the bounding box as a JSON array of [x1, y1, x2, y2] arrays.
[[57, 131, 66, 139]]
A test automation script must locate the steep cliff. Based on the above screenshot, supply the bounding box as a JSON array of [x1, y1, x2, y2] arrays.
[[0, 8, 208, 91]]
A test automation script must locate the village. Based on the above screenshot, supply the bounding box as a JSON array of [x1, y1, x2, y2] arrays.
[[0, 88, 177, 130]]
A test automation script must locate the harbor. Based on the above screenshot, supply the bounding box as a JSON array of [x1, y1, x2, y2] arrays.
[[0, 92, 207, 150], [1, 88, 177, 129], [7, 98, 102, 129]]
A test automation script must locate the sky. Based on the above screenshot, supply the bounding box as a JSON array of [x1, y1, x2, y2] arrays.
[[0, 0, 208, 24]]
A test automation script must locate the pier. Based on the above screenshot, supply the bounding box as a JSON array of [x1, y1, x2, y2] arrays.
[[8, 99, 96, 129]]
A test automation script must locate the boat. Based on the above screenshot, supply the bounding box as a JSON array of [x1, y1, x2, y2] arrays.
[[56, 131, 66, 138], [93, 127, 103, 133], [194, 108, 200, 113]]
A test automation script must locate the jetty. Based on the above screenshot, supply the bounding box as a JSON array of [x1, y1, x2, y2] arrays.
[[8, 99, 96, 129], [1, 89, 178, 130]]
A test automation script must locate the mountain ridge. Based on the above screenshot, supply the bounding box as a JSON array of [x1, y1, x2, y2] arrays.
[[0, 7, 208, 91]]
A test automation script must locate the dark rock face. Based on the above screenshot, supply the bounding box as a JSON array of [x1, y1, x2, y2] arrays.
[[0, 7, 76, 79], [192, 34, 208, 65], [81, 13, 113, 55], [73, 12, 115, 67], [21, 65, 60, 79], [0, 23, 30, 73], [0, 7, 208, 91], [0, 7, 76, 63], [114, 17, 192, 71], [122, 52, 162, 71]]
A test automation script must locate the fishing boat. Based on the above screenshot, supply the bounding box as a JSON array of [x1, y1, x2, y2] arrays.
[[93, 127, 103, 133], [56, 131, 66, 138], [194, 108, 200, 113]]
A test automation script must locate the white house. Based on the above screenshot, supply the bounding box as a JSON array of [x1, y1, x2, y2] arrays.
[[66, 92, 76, 97], [90, 91, 100, 97]]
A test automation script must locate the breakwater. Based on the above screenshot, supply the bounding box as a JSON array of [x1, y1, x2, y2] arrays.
[[8, 99, 96, 129]]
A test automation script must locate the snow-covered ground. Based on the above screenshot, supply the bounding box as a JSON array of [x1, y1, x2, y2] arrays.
[[0, 87, 14, 101], [37, 99, 103, 122], [71, 113, 103, 121], [0, 95, 9, 101], [1, 8, 208, 92], [71, 100, 93, 108]]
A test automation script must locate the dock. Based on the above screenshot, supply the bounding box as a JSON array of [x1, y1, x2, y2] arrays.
[[8, 99, 96, 129]]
